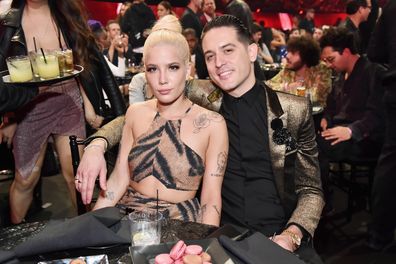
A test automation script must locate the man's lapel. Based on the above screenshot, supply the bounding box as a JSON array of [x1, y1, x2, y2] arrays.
[[265, 86, 288, 200]]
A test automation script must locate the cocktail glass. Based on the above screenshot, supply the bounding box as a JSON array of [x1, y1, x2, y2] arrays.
[[6, 55, 34, 82]]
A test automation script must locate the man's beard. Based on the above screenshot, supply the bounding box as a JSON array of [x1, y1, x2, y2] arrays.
[[286, 59, 304, 72]]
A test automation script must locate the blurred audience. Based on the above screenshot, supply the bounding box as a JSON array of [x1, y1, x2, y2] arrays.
[[180, 0, 203, 37], [200, 0, 218, 26], [299, 8, 316, 36], [182, 28, 209, 79], [156, 1, 175, 19], [251, 23, 273, 64], [313, 27, 324, 42], [266, 36, 331, 108], [318, 27, 385, 213], [339, 0, 372, 54]]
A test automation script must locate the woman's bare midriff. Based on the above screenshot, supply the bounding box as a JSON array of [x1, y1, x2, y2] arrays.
[[130, 176, 197, 204]]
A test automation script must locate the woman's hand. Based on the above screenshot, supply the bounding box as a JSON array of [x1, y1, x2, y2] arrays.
[[0, 123, 17, 148], [86, 112, 104, 129]]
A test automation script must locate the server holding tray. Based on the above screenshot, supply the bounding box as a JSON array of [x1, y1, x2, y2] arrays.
[[0, 0, 125, 226]]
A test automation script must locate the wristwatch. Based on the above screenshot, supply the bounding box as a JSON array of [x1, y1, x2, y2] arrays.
[[282, 230, 302, 248]]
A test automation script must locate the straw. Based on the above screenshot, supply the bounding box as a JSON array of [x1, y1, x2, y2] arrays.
[[40, 48, 47, 64], [156, 189, 159, 235], [33, 37, 37, 52]]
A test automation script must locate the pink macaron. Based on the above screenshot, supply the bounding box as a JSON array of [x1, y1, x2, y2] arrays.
[[185, 245, 203, 255], [170, 240, 187, 260], [154, 253, 173, 264]]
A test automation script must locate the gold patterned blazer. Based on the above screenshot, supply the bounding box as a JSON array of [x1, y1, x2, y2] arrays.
[[92, 79, 324, 237]]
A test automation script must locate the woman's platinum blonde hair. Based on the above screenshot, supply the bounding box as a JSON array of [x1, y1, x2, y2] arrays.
[[151, 14, 182, 33], [143, 29, 190, 65]]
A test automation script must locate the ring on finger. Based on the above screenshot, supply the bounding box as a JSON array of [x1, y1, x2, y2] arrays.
[[75, 178, 82, 183]]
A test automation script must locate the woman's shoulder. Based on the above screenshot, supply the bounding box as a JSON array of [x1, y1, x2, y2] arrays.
[[190, 104, 225, 131], [125, 100, 156, 120]]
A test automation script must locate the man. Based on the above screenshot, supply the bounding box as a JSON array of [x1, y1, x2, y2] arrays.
[[120, 0, 156, 50], [339, 0, 371, 54], [367, 0, 396, 250], [318, 27, 385, 211], [77, 15, 324, 262], [103, 20, 136, 68], [313, 27, 324, 42], [180, 0, 203, 37], [200, 0, 218, 26], [298, 8, 316, 35], [266, 36, 332, 108], [182, 28, 208, 79]]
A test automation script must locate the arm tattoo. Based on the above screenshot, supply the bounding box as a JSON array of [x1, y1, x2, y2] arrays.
[[213, 205, 221, 216], [210, 151, 227, 177], [193, 112, 223, 134], [201, 204, 207, 217], [105, 191, 115, 201]]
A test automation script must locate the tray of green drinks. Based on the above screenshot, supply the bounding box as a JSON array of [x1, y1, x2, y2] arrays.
[[1, 65, 84, 85]]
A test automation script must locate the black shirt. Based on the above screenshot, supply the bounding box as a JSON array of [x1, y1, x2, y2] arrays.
[[220, 82, 286, 235]]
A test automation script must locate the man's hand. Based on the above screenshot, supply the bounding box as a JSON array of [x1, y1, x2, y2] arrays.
[[271, 233, 296, 252], [0, 123, 17, 148], [75, 142, 107, 204], [321, 126, 352, 145]]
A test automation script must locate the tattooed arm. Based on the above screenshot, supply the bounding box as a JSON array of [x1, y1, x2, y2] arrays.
[[199, 112, 228, 226], [93, 106, 136, 210]]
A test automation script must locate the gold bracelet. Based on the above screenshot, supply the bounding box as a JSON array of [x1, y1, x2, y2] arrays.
[[281, 230, 301, 247]]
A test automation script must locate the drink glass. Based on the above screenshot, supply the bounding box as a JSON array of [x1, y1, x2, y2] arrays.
[[129, 211, 163, 247], [6, 55, 33, 82], [56, 50, 66, 76], [296, 86, 306, 97], [36, 51, 60, 80], [63, 49, 74, 73], [28, 51, 40, 79]]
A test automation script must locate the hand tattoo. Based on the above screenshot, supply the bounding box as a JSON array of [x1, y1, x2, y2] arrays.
[[193, 112, 223, 133]]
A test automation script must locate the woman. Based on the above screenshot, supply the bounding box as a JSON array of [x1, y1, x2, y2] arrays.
[[0, 0, 125, 224], [157, 1, 175, 19], [93, 29, 228, 226]]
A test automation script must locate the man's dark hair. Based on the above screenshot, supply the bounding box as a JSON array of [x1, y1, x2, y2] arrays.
[[287, 36, 321, 67], [346, 0, 369, 15], [201, 15, 252, 45], [183, 28, 197, 39], [320, 27, 358, 54]]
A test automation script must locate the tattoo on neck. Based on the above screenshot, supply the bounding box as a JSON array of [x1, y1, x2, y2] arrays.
[[193, 112, 223, 133]]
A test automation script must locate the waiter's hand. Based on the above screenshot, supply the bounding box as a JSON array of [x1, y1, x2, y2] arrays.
[[0, 123, 17, 148]]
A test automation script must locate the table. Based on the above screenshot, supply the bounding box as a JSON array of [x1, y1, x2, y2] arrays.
[[0, 219, 221, 263]]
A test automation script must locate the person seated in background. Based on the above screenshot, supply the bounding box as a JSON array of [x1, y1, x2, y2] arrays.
[[200, 0, 218, 26], [89, 27, 228, 226], [318, 27, 386, 212], [313, 27, 324, 42], [103, 20, 137, 70], [89, 21, 126, 78], [156, 1, 175, 19], [266, 36, 332, 108], [288, 28, 301, 40], [251, 23, 273, 64], [182, 28, 209, 79]]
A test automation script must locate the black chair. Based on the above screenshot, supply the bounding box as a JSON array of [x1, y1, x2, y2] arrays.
[[330, 156, 378, 222]]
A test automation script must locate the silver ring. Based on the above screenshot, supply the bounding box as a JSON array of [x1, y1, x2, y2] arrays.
[[75, 178, 81, 183]]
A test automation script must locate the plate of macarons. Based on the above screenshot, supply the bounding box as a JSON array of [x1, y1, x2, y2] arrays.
[[129, 238, 234, 264]]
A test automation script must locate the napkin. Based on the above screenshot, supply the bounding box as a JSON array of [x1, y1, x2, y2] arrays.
[[219, 232, 305, 264], [13, 207, 130, 257]]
